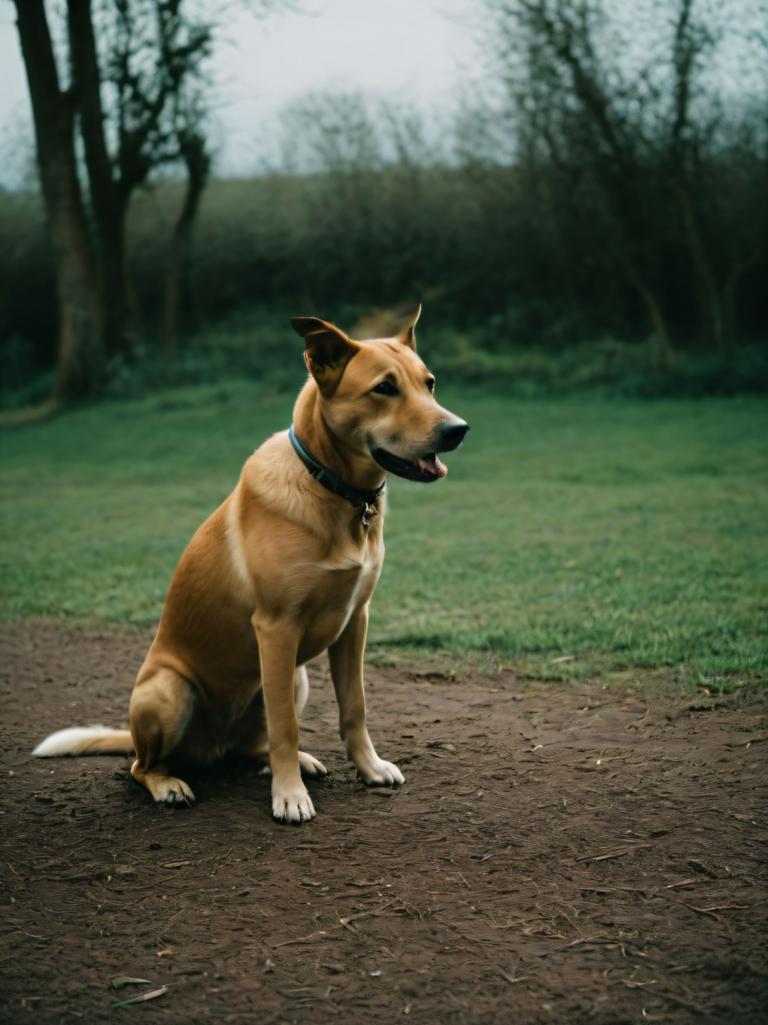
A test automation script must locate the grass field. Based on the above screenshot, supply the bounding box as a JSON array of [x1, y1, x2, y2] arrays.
[[1, 380, 766, 689]]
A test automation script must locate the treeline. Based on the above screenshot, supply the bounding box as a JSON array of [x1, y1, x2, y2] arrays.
[[2, 0, 767, 405]]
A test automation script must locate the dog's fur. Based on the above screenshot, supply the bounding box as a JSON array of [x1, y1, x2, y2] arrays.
[[33, 312, 467, 822]]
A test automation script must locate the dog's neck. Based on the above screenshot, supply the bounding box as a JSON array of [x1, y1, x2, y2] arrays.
[[293, 382, 386, 495]]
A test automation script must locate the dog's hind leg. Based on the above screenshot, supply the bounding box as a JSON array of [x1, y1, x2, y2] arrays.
[[129, 667, 196, 805], [295, 665, 309, 716], [294, 667, 328, 778]]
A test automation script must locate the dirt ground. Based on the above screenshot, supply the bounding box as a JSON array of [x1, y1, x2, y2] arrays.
[[1, 622, 766, 1025]]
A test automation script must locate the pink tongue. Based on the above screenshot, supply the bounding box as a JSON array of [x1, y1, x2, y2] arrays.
[[417, 455, 448, 478]]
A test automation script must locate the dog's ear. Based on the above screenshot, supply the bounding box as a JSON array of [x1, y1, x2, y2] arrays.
[[398, 304, 422, 351], [291, 316, 359, 396]]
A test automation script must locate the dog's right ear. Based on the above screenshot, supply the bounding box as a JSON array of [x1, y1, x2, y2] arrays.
[[290, 317, 359, 396], [398, 303, 422, 351]]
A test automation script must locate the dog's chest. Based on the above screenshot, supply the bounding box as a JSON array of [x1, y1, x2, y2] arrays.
[[298, 539, 382, 660]]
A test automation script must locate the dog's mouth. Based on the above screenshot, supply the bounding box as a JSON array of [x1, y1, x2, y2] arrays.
[[371, 448, 448, 483]]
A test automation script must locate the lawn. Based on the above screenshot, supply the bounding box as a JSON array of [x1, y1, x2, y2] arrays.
[[1, 380, 766, 687]]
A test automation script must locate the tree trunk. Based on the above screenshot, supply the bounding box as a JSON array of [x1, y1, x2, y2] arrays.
[[164, 142, 209, 359], [99, 203, 131, 358], [618, 251, 674, 365], [674, 183, 725, 349], [67, 0, 131, 360], [722, 251, 760, 345], [14, 0, 103, 403]]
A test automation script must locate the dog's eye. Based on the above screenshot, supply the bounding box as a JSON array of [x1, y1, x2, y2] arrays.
[[372, 380, 399, 397], [426, 378, 435, 392]]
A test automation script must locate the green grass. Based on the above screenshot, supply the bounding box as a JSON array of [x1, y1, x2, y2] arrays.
[[2, 380, 766, 689]]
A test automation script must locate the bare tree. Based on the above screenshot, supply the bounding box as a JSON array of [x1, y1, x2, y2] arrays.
[[491, 0, 674, 350], [163, 122, 211, 358], [484, 0, 768, 350], [13, 0, 212, 405], [68, 0, 212, 358], [13, 0, 103, 404], [664, 0, 767, 348]]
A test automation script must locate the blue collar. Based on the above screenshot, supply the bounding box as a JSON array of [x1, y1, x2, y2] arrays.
[[288, 424, 386, 511]]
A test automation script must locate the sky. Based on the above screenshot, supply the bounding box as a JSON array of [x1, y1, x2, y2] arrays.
[[3, 0, 762, 187], [0, 0, 484, 185]]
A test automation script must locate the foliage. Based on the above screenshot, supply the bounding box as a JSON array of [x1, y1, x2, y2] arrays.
[[4, 0, 766, 401], [2, 383, 765, 690], [5, 304, 767, 412], [2, 156, 766, 403], [479, 0, 768, 351]]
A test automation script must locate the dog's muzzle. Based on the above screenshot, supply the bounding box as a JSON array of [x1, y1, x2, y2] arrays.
[[372, 419, 469, 483]]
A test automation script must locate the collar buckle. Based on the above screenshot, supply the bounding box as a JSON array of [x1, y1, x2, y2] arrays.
[[361, 501, 378, 529]]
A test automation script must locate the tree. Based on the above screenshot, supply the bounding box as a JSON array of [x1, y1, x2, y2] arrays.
[[484, 0, 768, 349], [68, 0, 212, 359], [163, 121, 211, 357], [490, 0, 676, 350], [13, 0, 103, 403], [13, 0, 212, 405]]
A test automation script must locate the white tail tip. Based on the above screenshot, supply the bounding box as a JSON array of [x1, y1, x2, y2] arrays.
[[33, 726, 121, 757]]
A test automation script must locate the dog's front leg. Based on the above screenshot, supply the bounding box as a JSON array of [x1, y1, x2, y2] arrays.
[[253, 619, 315, 823], [329, 605, 405, 787]]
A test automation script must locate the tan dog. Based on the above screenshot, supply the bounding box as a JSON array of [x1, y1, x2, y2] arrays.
[[33, 310, 468, 822]]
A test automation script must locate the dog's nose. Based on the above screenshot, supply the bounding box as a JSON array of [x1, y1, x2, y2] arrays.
[[438, 421, 469, 452]]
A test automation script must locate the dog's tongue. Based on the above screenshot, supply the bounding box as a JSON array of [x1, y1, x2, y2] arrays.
[[416, 453, 448, 478]]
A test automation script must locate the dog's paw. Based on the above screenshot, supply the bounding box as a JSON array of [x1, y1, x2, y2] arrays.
[[298, 750, 328, 778], [155, 776, 195, 806], [356, 756, 405, 787], [272, 781, 316, 824]]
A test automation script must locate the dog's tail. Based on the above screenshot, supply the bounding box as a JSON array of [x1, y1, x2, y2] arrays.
[[32, 726, 134, 758]]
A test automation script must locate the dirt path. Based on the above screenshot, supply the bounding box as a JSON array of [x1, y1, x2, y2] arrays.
[[1, 622, 766, 1025]]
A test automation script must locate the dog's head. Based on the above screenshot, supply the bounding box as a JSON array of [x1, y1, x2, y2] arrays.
[[290, 307, 468, 482]]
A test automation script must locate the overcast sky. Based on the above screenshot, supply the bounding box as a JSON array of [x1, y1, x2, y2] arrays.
[[0, 0, 484, 184], [2, 0, 762, 186]]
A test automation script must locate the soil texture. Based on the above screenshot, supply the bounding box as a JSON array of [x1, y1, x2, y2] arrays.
[[1, 622, 766, 1024]]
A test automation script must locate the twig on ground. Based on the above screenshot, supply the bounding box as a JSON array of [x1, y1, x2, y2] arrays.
[[576, 844, 651, 863], [497, 967, 530, 985], [684, 902, 748, 915], [654, 990, 709, 1015], [560, 936, 617, 948], [273, 929, 330, 949]]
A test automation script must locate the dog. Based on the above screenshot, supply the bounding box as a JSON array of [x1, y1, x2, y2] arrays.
[[33, 308, 468, 822]]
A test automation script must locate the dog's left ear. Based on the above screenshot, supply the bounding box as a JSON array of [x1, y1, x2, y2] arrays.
[[398, 304, 422, 351], [291, 316, 359, 396]]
